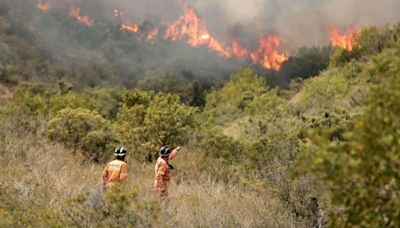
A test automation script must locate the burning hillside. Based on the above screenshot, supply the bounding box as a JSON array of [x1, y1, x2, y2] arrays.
[[32, 0, 399, 71], [329, 27, 359, 50], [163, 2, 288, 70], [69, 5, 94, 26], [121, 23, 140, 33], [35, 0, 289, 70]]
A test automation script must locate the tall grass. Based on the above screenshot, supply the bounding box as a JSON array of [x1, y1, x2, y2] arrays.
[[0, 109, 315, 227]]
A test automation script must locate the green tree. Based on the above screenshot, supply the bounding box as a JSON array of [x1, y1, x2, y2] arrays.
[[279, 46, 331, 84], [48, 92, 95, 115], [114, 92, 196, 161], [304, 44, 400, 227], [205, 68, 267, 123], [47, 107, 115, 162], [296, 71, 350, 113], [189, 80, 206, 107]]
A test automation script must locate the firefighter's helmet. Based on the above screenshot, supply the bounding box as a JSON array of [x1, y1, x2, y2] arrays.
[[114, 147, 127, 157], [159, 145, 171, 157]]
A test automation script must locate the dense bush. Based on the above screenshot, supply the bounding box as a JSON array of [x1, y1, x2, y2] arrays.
[[303, 44, 400, 227], [297, 71, 350, 113], [47, 107, 116, 162], [205, 68, 267, 124], [114, 91, 196, 161], [0, 185, 161, 227], [61, 187, 161, 227], [330, 23, 400, 67]]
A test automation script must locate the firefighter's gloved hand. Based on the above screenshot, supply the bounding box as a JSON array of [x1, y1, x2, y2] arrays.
[[176, 146, 182, 151]]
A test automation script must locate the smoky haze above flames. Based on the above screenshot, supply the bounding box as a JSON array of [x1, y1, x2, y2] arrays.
[[76, 0, 400, 48], [191, 0, 400, 48]]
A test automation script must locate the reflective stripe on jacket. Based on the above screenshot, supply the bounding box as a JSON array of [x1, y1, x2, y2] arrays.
[[103, 159, 128, 188]]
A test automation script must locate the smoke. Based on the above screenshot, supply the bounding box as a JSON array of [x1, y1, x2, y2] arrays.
[[2, 0, 399, 87], [43, 0, 400, 48], [186, 0, 400, 47]]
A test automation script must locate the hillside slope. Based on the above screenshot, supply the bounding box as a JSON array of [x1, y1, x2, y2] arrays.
[[0, 20, 399, 228]]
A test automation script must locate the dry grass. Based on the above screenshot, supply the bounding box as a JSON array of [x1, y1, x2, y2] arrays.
[[0, 115, 303, 227]]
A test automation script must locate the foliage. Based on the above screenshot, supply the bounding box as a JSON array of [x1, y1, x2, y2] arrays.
[[357, 24, 400, 56], [48, 92, 96, 115], [329, 48, 362, 68], [0, 185, 160, 227], [47, 107, 116, 162], [205, 68, 267, 123], [303, 44, 400, 227], [195, 130, 243, 162], [296, 70, 351, 113], [279, 46, 331, 84], [330, 23, 400, 67], [82, 87, 122, 119], [245, 89, 290, 117], [61, 187, 161, 227], [114, 91, 196, 161]]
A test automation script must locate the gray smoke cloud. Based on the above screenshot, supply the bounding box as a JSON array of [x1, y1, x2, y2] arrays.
[[50, 0, 400, 49], [187, 0, 400, 47]]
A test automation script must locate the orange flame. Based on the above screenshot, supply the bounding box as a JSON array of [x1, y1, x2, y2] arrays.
[[164, 3, 211, 46], [36, 1, 50, 12], [164, 3, 232, 58], [70, 5, 94, 26], [164, 2, 232, 58], [231, 40, 250, 59], [329, 27, 358, 51], [164, 2, 288, 70], [251, 35, 289, 70], [121, 23, 140, 33], [147, 28, 159, 42], [37, 1, 288, 70], [207, 38, 232, 58]]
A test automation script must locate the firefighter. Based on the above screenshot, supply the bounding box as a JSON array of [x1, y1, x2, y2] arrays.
[[102, 147, 128, 192], [154, 145, 181, 199]]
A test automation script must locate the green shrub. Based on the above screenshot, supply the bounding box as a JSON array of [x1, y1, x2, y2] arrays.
[[47, 107, 115, 162], [48, 92, 96, 115], [81, 130, 117, 162], [114, 92, 196, 162], [297, 71, 350, 113], [82, 87, 122, 119], [0, 187, 161, 227], [11, 88, 48, 115], [245, 89, 290, 117], [330, 24, 400, 67], [61, 187, 161, 227], [303, 42, 400, 227], [195, 130, 243, 162], [205, 68, 267, 123], [329, 48, 361, 68]]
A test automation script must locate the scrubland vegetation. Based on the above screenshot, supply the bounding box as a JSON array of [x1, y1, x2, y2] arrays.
[[1, 2, 400, 226]]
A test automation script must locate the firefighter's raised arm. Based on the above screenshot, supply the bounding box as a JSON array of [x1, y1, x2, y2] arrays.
[[169, 146, 182, 161]]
